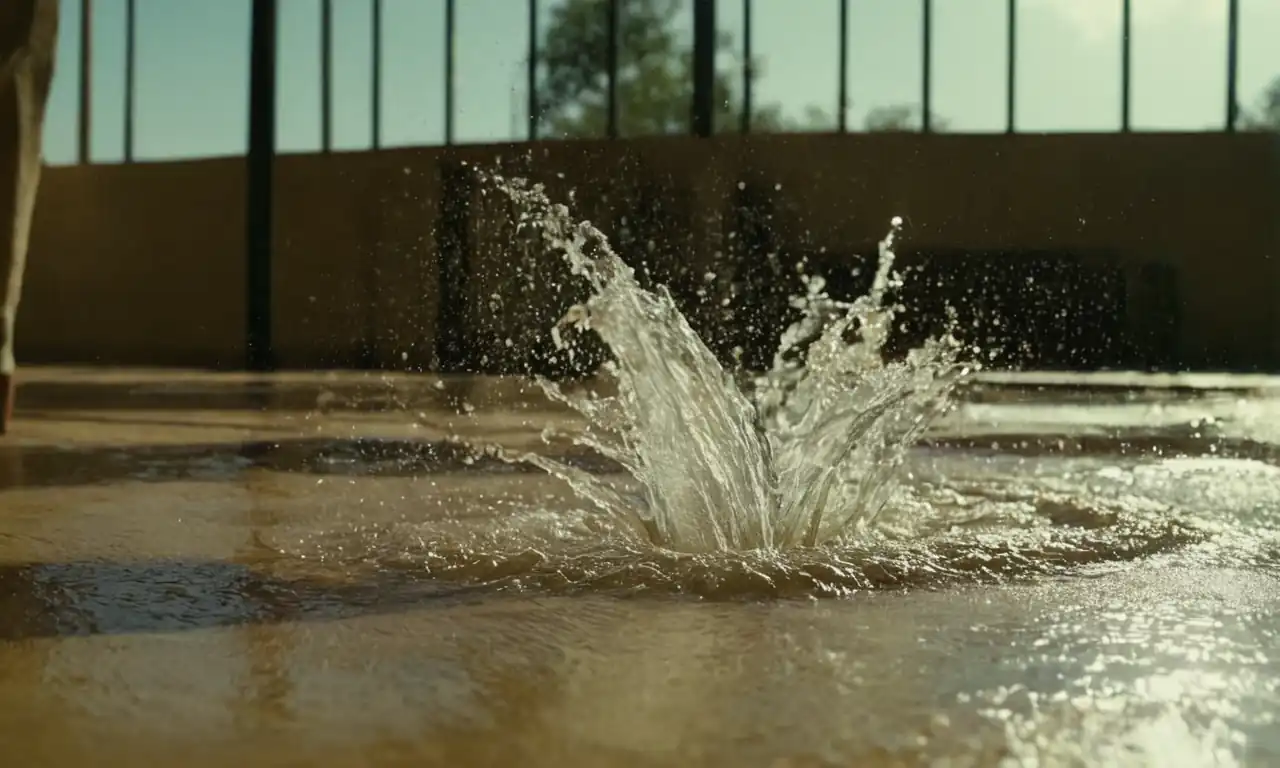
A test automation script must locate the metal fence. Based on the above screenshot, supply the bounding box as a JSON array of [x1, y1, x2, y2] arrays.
[[66, 0, 1254, 165], [58, 0, 1255, 371]]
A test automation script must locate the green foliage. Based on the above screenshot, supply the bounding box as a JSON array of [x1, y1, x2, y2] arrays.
[[537, 0, 736, 137], [536, 0, 943, 138], [863, 104, 949, 133], [1239, 76, 1280, 131]]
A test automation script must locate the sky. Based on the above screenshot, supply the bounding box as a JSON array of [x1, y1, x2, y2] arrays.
[[42, 0, 1280, 165]]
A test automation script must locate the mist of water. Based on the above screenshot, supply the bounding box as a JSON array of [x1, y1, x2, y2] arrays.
[[493, 173, 967, 554]]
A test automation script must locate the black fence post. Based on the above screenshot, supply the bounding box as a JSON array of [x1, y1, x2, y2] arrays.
[[1226, 0, 1239, 132], [124, 0, 135, 161], [321, 0, 331, 151], [371, 0, 382, 148], [921, 0, 932, 133], [247, 0, 277, 372], [1121, 0, 1131, 132], [606, 0, 619, 137], [78, 0, 91, 163], [444, 0, 455, 144], [838, 0, 848, 133], [692, 0, 714, 137]]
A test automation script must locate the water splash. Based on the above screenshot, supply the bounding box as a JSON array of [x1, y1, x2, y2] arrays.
[[272, 481, 1210, 600], [493, 173, 966, 554]]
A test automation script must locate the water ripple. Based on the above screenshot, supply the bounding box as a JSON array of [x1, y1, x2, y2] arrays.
[[272, 501, 1208, 600]]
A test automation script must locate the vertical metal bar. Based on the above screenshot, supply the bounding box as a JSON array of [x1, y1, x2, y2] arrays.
[[1006, 0, 1016, 134], [78, 0, 92, 163], [692, 0, 714, 137], [1121, 0, 1131, 131], [838, 0, 848, 133], [321, 0, 331, 151], [741, 0, 752, 133], [606, 0, 619, 138], [247, 0, 278, 372], [921, 0, 932, 133], [528, 0, 538, 140], [371, 0, 382, 148], [445, 0, 455, 144], [1225, 0, 1239, 132], [124, 0, 135, 161]]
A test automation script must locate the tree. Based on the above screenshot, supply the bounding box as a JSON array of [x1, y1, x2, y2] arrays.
[[538, 0, 719, 136], [1239, 75, 1280, 131], [536, 0, 947, 138], [864, 104, 950, 133], [537, 0, 821, 138]]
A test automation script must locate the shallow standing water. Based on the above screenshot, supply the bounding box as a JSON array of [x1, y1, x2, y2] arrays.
[[2, 369, 1279, 767]]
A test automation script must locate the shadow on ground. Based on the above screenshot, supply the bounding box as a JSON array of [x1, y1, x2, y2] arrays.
[[0, 438, 623, 490], [14, 378, 532, 413], [2, 427, 1277, 492], [0, 558, 490, 640]]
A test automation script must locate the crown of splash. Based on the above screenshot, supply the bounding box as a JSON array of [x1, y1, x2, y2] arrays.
[[489, 170, 967, 554]]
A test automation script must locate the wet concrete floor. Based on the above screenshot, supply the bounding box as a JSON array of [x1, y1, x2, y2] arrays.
[[2, 368, 1280, 766]]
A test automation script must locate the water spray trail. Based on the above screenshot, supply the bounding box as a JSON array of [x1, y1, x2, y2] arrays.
[[489, 170, 966, 553]]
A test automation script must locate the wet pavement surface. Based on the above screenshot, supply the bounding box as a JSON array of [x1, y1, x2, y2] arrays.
[[2, 368, 1280, 767]]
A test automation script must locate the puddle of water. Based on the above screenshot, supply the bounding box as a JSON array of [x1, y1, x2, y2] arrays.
[[0, 559, 1275, 766], [3, 380, 1279, 766]]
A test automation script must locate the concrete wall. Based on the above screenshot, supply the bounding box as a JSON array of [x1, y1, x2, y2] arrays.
[[18, 132, 1280, 372]]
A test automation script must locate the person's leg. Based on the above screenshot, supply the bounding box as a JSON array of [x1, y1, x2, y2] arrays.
[[0, 0, 58, 434]]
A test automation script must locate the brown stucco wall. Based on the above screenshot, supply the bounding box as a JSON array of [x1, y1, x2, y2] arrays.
[[17, 132, 1280, 372]]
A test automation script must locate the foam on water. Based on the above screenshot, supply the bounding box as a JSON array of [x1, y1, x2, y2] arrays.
[[494, 173, 964, 553]]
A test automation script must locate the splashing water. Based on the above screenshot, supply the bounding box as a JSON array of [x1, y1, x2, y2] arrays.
[[493, 173, 967, 554]]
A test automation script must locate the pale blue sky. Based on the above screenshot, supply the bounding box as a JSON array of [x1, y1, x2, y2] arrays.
[[43, 0, 1280, 164]]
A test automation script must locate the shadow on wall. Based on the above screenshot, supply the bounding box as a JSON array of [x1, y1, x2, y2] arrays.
[[882, 249, 1169, 372]]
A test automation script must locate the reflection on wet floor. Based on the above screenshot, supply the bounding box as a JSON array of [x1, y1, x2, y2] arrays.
[[2, 428, 1277, 494], [0, 558, 493, 640], [0, 567, 1276, 766], [2, 372, 1280, 765], [12, 378, 463, 413], [0, 438, 623, 490]]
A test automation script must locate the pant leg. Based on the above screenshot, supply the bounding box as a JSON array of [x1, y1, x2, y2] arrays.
[[0, 0, 58, 378]]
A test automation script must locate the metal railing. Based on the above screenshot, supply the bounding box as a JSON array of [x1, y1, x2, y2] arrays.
[[57, 0, 1257, 372], [66, 0, 1256, 164]]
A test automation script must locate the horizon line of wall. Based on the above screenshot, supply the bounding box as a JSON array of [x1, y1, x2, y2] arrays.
[[21, 131, 1280, 373]]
